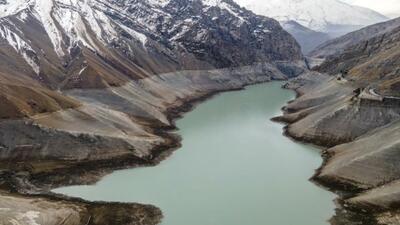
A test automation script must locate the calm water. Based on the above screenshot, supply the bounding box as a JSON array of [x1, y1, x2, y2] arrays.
[[54, 82, 336, 225]]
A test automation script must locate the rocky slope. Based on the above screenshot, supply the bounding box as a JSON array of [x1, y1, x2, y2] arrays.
[[0, 0, 302, 86], [276, 15, 400, 225], [0, 0, 306, 224]]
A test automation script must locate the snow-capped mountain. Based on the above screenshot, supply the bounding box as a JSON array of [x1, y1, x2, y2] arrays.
[[0, 0, 304, 118], [236, 0, 388, 35], [0, 0, 303, 90]]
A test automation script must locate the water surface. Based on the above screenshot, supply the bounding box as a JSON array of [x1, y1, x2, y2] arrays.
[[55, 82, 335, 225]]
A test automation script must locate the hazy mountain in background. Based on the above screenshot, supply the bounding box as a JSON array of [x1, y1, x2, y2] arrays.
[[235, 0, 389, 53], [280, 20, 330, 54]]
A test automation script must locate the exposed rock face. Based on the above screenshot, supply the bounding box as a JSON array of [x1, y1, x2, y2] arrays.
[[139, 0, 303, 68], [0, 0, 302, 87]]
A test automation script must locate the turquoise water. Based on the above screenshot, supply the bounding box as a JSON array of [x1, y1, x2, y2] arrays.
[[54, 82, 336, 225]]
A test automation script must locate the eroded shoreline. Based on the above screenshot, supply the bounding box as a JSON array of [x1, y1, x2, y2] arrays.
[[53, 81, 336, 225], [2, 63, 307, 225], [0, 65, 382, 225], [275, 72, 396, 225], [0, 86, 253, 225]]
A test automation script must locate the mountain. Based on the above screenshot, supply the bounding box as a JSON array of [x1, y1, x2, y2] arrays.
[[276, 14, 400, 224], [237, 0, 388, 34], [280, 20, 331, 54], [0, 0, 306, 224], [310, 17, 400, 59], [0, 0, 303, 118]]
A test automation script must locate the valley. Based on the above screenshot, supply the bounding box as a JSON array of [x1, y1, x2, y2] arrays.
[[54, 82, 336, 225], [0, 0, 400, 225]]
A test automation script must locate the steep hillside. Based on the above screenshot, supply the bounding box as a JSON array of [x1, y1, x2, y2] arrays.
[[0, 0, 302, 84]]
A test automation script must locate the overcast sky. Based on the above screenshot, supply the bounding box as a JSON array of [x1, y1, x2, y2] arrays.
[[341, 0, 400, 18]]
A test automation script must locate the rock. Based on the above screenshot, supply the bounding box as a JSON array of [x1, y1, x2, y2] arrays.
[[0, 192, 162, 225]]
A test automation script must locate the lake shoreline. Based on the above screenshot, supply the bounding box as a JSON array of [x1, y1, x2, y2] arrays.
[[0, 70, 286, 225], [0, 70, 377, 225], [274, 73, 382, 225], [54, 81, 337, 225]]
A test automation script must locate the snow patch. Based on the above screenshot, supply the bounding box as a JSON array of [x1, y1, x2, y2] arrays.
[[0, 0, 32, 18], [117, 22, 147, 47], [0, 24, 40, 74], [33, 0, 65, 57]]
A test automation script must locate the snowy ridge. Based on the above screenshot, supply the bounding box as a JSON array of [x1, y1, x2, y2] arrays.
[[0, 0, 302, 83], [0, 21, 40, 74], [0, 0, 152, 57], [0, 0, 258, 62], [33, 0, 65, 57]]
